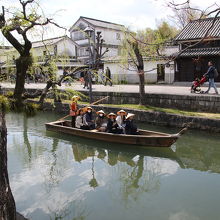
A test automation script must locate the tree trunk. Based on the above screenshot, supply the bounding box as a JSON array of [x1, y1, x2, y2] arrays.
[[138, 70, 145, 105], [0, 111, 16, 220], [38, 80, 53, 107], [14, 55, 31, 106]]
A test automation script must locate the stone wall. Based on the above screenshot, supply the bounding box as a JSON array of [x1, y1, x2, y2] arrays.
[[42, 101, 220, 133], [1, 88, 220, 113]]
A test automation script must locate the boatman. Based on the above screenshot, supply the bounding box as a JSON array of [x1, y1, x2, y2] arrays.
[[69, 95, 80, 127]]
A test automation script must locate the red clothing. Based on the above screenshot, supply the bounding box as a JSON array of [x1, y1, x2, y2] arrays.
[[70, 102, 77, 116]]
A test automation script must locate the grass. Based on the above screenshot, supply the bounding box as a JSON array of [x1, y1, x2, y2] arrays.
[[102, 104, 220, 119], [29, 98, 220, 120]]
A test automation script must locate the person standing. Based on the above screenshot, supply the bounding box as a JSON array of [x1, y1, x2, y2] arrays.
[[204, 61, 219, 94], [69, 95, 80, 127], [83, 71, 89, 89], [104, 67, 112, 86]]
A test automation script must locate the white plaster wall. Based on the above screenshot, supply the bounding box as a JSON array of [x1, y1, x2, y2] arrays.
[[95, 27, 123, 46], [103, 59, 175, 84], [57, 39, 76, 56]]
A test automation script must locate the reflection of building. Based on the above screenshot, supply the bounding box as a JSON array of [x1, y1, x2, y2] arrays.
[[174, 17, 220, 82], [69, 16, 125, 62]]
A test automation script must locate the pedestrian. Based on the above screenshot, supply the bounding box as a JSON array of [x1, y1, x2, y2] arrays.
[[104, 67, 112, 86], [80, 71, 84, 85], [83, 71, 89, 89], [204, 61, 219, 94], [69, 95, 80, 127]]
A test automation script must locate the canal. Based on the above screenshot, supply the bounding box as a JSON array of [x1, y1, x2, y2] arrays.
[[6, 112, 220, 220]]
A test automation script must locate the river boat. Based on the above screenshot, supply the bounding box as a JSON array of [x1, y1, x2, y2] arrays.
[[45, 120, 187, 148]]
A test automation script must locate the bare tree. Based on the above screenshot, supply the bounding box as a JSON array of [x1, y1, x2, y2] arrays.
[[0, 0, 63, 107]]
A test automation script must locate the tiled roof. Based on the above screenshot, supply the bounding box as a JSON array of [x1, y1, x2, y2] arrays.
[[179, 47, 220, 57], [81, 17, 124, 31], [32, 36, 74, 48], [175, 17, 220, 41]]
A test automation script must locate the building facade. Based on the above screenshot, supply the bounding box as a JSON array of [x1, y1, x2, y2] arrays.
[[69, 16, 125, 62], [174, 17, 220, 82]]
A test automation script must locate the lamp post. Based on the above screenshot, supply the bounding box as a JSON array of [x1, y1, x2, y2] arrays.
[[84, 26, 94, 104]]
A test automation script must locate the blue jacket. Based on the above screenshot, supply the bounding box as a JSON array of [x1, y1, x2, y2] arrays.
[[205, 66, 215, 79]]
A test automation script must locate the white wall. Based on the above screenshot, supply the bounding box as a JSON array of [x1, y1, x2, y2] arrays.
[[103, 59, 175, 84], [57, 38, 76, 56]]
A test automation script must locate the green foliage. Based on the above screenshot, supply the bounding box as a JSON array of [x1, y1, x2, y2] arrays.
[[0, 95, 10, 112], [23, 102, 39, 116], [61, 88, 88, 101], [5, 91, 14, 98]]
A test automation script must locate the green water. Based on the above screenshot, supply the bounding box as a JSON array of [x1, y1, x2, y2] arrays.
[[6, 112, 220, 220]]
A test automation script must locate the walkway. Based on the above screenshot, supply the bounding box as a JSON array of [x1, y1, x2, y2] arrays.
[[1, 82, 220, 96]]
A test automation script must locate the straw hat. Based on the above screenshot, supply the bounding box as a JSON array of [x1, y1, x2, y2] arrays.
[[96, 110, 105, 115], [86, 106, 92, 111], [107, 112, 116, 118], [71, 95, 80, 101], [117, 109, 126, 115], [126, 113, 135, 120]]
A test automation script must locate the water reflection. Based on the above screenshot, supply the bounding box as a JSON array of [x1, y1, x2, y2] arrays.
[[6, 113, 220, 220]]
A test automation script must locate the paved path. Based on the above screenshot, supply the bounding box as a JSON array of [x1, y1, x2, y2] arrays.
[[1, 82, 220, 96]]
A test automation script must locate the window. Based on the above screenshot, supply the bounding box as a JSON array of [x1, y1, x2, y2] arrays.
[[43, 51, 47, 56], [116, 33, 121, 40]]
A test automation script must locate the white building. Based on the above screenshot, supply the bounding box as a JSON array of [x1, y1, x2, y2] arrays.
[[103, 45, 179, 84], [69, 16, 125, 61]]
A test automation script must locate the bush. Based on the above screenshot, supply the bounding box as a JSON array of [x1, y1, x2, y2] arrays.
[[0, 95, 10, 112]]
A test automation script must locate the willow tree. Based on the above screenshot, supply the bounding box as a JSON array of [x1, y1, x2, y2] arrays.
[[122, 22, 178, 105], [0, 0, 61, 107]]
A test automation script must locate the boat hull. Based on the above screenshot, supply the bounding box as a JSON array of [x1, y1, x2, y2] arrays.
[[45, 121, 179, 147]]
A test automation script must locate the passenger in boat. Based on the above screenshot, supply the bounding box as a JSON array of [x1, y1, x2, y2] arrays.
[[83, 106, 95, 130], [116, 109, 127, 133], [75, 109, 87, 129], [107, 113, 123, 134], [95, 110, 107, 132], [69, 95, 80, 127], [125, 113, 139, 135]]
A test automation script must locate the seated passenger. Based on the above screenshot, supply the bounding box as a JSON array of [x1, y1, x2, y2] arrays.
[[107, 113, 123, 134], [83, 106, 95, 130], [95, 110, 107, 132], [116, 109, 127, 133], [75, 109, 88, 129], [125, 113, 139, 135]]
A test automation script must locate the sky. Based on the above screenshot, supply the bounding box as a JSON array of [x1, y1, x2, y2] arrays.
[[0, 0, 219, 44]]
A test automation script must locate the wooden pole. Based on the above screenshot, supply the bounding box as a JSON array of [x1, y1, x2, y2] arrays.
[[56, 96, 109, 121]]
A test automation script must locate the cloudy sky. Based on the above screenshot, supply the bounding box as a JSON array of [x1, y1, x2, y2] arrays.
[[0, 0, 219, 43]]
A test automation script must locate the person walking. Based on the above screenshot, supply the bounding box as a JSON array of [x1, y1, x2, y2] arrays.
[[104, 67, 112, 86], [83, 71, 89, 89], [204, 61, 219, 94]]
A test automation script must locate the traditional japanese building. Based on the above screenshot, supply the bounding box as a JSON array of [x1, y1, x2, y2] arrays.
[[174, 17, 220, 82]]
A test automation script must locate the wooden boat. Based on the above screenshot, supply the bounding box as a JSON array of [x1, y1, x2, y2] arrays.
[[45, 120, 188, 148]]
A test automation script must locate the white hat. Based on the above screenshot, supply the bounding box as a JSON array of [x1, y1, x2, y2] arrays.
[[96, 110, 105, 115], [126, 113, 135, 120], [108, 112, 116, 117], [117, 109, 126, 115]]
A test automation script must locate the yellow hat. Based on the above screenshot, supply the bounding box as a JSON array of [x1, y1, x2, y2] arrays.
[[126, 113, 135, 120], [71, 95, 80, 101]]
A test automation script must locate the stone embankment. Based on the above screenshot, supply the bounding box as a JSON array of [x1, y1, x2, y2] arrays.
[[43, 102, 220, 133]]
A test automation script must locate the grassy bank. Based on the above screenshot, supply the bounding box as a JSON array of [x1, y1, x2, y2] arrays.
[[30, 98, 220, 119]]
